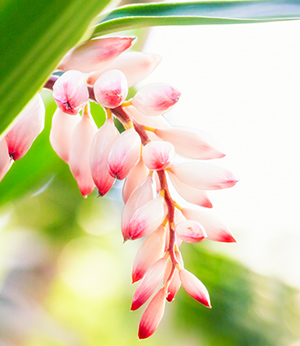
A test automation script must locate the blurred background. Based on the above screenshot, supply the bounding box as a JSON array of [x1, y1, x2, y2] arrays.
[[0, 8, 300, 346]]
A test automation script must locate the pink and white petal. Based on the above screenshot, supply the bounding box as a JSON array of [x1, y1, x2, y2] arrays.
[[124, 105, 171, 128], [5, 94, 45, 161], [155, 127, 225, 160], [90, 117, 119, 196], [52, 70, 88, 115], [138, 288, 167, 340], [58, 37, 135, 73], [166, 269, 181, 302], [175, 220, 207, 243], [168, 172, 212, 208], [143, 141, 175, 171], [181, 208, 236, 243], [132, 226, 166, 283], [69, 111, 97, 197], [169, 162, 237, 190], [0, 139, 12, 181], [179, 269, 211, 308], [127, 196, 167, 240], [50, 108, 81, 163], [108, 128, 141, 180], [132, 83, 181, 116], [123, 158, 149, 203], [131, 258, 167, 311], [94, 70, 128, 108]]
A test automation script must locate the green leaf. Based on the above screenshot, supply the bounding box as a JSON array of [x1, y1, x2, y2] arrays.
[[93, 1, 300, 37], [0, 0, 111, 136]]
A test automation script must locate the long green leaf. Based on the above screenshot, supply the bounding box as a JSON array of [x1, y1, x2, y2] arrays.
[[93, 1, 300, 37], [0, 0, 111, 136]]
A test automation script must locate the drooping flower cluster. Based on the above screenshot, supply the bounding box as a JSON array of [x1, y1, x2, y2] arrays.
[[0, 35, 237, 339]]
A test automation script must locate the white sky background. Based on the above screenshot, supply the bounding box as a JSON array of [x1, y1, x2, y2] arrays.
[[143, 21, 300, 288]]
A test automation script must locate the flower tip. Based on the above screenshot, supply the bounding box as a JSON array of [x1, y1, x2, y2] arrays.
[[203, 199, 213, 208]]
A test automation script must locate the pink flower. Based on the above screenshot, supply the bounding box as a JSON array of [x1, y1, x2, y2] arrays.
[[176, 220, 207, 243], [69, 109, 97, 197], [169, 162, 237, 190], [155, 127, 225, 159], [108, 128, 141, 180], [50, 108, 81, 163], [0, 138, 12, 182], [143, 141, 175, 170], [138, 288, 167, 340], [5, 94, 45, 161], [94, 70, 128, 109], [58, 37, 135, 73], [166, 269, 181, 302], [125, 105, 171, 128], [131, 257, 167, 311], [90, 117, 119, 196], [131, 83, 181, 116], [181, 208, 236, 243], [132, 226, 166, 283], [52, 70, 88, 115], [179, 269, 211, 308]]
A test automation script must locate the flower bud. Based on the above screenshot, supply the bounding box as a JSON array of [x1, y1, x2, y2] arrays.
[[132, 83, 181, 116], [50, 108, 81, 163], [132, 226, 166, 283], [138, 288, 166, 340], [58, 37, 135, 73], [181, 208, 236, 242], [169, 162, 237, 190], [108, 128, 141, 180], [131, 257, 167, 311], [69, 110, 97, 197], [125, 105, 171, 128], [168, 172, 212, 208], [143, 141, 175, 171], [0, 138, 12, 181], [176, 220, 207, 243], [166, 269, 181, 302], [90, 117, 119, 196], [155, 127, 225, 160], [94, 70, 128, 108], [5, 94, 45, 161], [53, 71, 88, 115]]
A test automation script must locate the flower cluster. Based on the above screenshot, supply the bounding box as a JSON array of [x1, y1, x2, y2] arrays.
[[0, 35, 237, 339]]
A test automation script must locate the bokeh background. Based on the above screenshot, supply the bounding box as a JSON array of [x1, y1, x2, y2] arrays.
[[0, 9, 300, 346]]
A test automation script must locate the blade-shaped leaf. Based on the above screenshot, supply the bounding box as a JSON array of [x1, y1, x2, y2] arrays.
[[93, 1, 300, 37], [0, 0, 111, 137]]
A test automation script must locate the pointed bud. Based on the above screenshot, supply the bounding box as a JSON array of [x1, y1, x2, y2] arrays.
[[123, 158, 149, 203], [176, 220, 207, 243], [170, 162, 237, 190], [131, 258, 167, 311], [0, 139, 12, 181], [181, 208, 236, 242], [179, 269, 211, 308], [88, 52, 161, 87], [94, 70, 128, 108], [122, 176, 154, 240], [143, 141, 175, 171], [132, 226, 166, 283], [166, 269, 181, 302], [5, 94, 45, 161], [138, 288, 166, 340], [52, 70, 88, 115], [50, 108, 81, 163], [168, 172, 212, 208], [69, 110, 97, 196], [126, 196, 167, 240], [132, 83, 181, 116], [155, 127, 225, 160], [108, 128, 141, 180], [125, 105, 171, 128], [90, 118, 119, 196], [58, 37, 135, 73]]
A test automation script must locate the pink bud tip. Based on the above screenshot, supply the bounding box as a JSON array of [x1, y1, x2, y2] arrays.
[[0, 138, 12, 181], [176, 220, 207, 243], [143, 141, 175, 170], [52, 70, 88, 115], [94, 70, 128, 108], [132, 83, 181, 116]]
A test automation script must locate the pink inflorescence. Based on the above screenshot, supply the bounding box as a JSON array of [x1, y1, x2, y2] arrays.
[[1, 35, 237, 339]]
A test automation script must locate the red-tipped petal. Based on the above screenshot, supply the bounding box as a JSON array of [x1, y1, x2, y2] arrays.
[[138, 288, 166, 340], [179, 269, 211, 308], [176, 220, 207, 243], [0, 139, 12, 181], [125, 105, 171, 128], [143, 141, 175, 171], [166, 269, 181, 302]]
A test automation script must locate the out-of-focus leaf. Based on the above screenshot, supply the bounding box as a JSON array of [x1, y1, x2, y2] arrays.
[[93, 1, 300, 37], [0, 0, 111, 136]]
